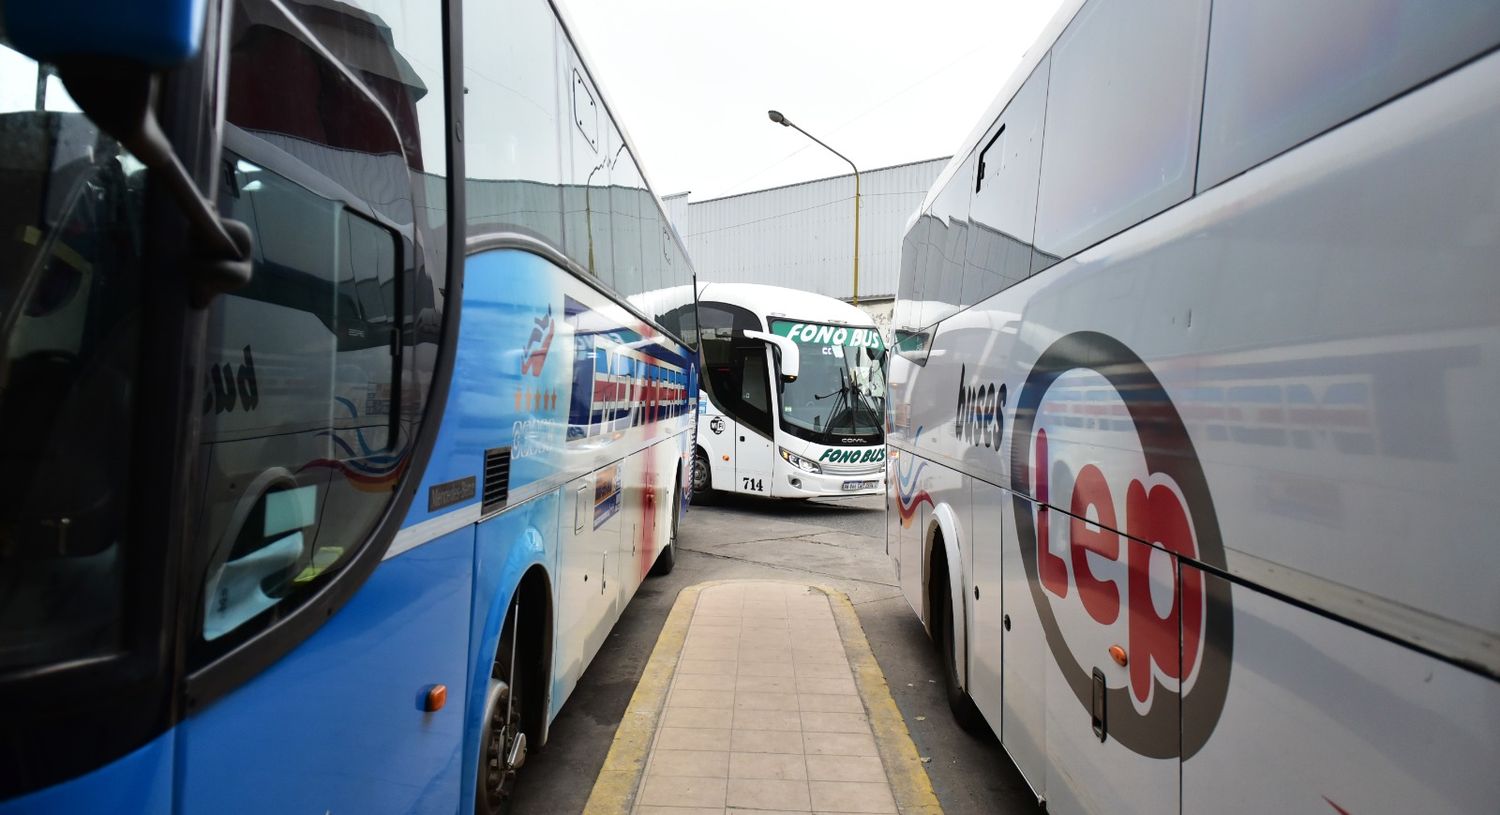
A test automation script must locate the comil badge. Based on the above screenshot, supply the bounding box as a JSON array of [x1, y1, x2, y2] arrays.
[[1009, 331, 1232, 759]]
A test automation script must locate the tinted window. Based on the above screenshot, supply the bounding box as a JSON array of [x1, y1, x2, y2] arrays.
[[1198, 0, 1500, 190], [920, 158, 970, 328], [564, 63, 614, 284], [894, 221, 925, 344], [653, 239, 697, 348], [464, 0, 564, 244], [610, 146, 644, 297], [639, 200, 664, 300], [964, 56, 1050, 302], [196, 0, 440, 653], [1033, 0, 1210, 268], [0, 46, 144, 672], [897, 213, 929, 331], [281, 0, 450, 288], [698, 301, 772, 436]]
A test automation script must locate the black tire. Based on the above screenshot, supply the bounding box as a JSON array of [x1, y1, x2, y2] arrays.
[[935, 570, 987, 733], [689, 447, 712, 503], [478, 601, 527, 815], [650, 478, 679, 576]]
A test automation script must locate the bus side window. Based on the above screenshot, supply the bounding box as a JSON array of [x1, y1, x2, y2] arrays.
[[737, 347, 772, 418], [194, 0, 423, 653], [963, 54, 1050, 302], [1197, 0, 1500, 190], [202, 157, 403, 642], [1032, 0, 1210, 269], [0, 46, 146, 676], [697, 300, 775, 438]]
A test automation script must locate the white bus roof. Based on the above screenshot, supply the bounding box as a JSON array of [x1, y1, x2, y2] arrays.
[[697, 282, 877, 328]]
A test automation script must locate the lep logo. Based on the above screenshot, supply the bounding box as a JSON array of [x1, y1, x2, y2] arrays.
[[1009, 332, 1232, 759]]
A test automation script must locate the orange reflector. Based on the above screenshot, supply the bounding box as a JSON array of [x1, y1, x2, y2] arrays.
[[721, 455, 729, 461], [1109, 645, 1128, 667], [423, 684, 447, 712]]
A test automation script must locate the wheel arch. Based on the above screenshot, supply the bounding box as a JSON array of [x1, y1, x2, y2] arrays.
[[923, 504, 969, 691], [475, 559, 554, 753], [509, 564, 553, 746]]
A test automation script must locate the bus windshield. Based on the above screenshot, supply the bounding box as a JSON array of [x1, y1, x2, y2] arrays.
[[770, 319, 886, 444], [0, 59, 145, 672]]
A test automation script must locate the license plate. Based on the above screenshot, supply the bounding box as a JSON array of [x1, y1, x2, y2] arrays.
[[842, 480, 877, 491]]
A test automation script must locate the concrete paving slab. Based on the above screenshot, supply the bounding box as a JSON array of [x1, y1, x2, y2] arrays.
[[583, 581, 941, 815]]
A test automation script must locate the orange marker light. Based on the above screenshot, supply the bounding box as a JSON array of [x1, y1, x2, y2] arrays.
[[1109, 645, 1128, 667], [423, 684, 447, 712], [722, 455, 729, 461]]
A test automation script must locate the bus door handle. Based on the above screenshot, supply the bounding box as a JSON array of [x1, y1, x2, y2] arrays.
[[739, 435, 745, 442], [1091, 667, 1107, 742]]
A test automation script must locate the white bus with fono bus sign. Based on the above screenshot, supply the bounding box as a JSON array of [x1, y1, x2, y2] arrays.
[[692, 283, 886, 500], [890, 1, 1500, 814]]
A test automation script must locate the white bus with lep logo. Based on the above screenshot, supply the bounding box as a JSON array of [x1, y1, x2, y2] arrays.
[[692, 283, 886, 501], [889, 1, 1500, 814]]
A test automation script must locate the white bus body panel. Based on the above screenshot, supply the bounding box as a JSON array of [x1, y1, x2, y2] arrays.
[[889, 48, 1500, 815], [1185, 568, 1500, 815]]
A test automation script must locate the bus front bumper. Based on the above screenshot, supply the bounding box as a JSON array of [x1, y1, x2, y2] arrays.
[[774, 468, 884, 499]]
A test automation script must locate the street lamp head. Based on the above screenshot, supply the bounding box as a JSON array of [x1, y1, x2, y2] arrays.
[[767, 109, 790, 126]]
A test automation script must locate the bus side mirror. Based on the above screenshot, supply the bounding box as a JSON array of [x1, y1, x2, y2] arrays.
[[742, 330, 800, 381], [4, 0, 254, 307]]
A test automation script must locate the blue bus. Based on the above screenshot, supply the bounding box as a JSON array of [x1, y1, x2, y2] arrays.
[[0, 0, 698, 811]]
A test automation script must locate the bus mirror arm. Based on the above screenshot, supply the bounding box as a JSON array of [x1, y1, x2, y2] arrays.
[[56, 59, 254, 307], [742, 330, 799, 381]]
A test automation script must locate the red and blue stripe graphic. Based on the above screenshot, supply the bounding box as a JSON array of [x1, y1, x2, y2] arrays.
[[565, 296, 691, 441]]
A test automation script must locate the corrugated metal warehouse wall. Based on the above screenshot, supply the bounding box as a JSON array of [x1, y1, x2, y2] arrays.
[[664, 157, 948, 301]]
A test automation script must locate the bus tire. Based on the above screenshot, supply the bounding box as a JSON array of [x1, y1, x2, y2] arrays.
[[933, 558, 986, 734], [690, 447, 712, 502], [478, 596, 527, 814], [650, 477, 679, 576]]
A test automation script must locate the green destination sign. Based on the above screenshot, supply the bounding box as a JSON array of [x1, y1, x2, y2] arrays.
[[770, 320, 884, 351]]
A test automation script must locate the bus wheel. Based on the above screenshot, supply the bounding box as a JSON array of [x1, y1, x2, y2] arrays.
[[478, 600, 527, 814], [690, 448, 712, 500], [935, 566, 986, 733], [650, 478, 679, 576]]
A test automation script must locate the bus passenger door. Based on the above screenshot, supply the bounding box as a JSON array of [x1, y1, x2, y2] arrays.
[[731, 346, 774, 497]]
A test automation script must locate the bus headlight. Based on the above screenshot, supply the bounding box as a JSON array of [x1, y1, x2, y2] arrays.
[[778, 447, 822, 474]]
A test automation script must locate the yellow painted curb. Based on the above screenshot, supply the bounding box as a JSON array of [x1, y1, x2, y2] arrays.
[[817, 585, 944, 815], [582, 581, 702, 815]]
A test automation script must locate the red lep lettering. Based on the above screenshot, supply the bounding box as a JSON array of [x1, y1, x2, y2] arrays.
[[1125, 479, 1197, 703], [1035, 429, 1069, 598], [1070, 464, 1121, 625]]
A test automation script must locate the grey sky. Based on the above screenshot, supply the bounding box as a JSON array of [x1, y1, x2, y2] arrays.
[[560, 0, 1065, 201]]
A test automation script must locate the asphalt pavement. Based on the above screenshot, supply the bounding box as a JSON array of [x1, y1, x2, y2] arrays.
[[513, 492, 1041, 814]]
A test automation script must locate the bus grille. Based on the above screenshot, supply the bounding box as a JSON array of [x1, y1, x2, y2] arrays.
[[820, 459, 883, 476], [483, 447, 511, 514]]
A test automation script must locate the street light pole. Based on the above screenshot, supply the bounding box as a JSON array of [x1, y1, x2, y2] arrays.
[[768, 110, 861, 306]]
